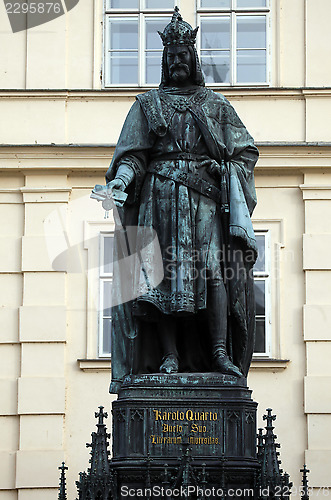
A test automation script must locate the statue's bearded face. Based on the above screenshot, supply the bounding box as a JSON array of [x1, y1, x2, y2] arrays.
[[166, 45, 193, 85]]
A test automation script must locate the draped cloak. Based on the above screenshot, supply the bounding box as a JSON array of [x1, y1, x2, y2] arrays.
[[106, 86, 259, 394]]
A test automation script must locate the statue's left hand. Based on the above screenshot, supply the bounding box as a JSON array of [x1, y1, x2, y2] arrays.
[[105, 180, 128, 207], [107, 178, 126, 192]]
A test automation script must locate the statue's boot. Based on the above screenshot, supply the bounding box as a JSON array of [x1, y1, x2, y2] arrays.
[[212, 342, 243, 378], [160, 354, 179, 374], [208, 279, 243, 378], [158, 317, 179, 374]]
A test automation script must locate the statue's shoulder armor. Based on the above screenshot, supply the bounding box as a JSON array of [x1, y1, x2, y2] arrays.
[[203, 88, 244, 128], [202, 88, 229, 109], [136, 89, 158, 106], [136, 89, 169, 136]]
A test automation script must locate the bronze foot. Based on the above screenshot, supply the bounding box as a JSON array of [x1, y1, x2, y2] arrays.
[[160, 354, 179, 374], [213, 355, 243, 378]]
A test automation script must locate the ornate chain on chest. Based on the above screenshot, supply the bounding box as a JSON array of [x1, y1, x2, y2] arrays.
[[159, 88, 207, 114]]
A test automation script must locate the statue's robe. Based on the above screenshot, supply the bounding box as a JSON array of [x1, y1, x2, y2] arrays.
[[106, 86, 259, 393]]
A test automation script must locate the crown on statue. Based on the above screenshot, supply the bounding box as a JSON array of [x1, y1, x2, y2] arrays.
[[158, 6, 198, 47]]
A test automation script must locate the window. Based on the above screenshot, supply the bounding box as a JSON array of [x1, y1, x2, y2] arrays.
[[80, 217, 116, 370], [253, 231, 270, 356], [104, 0, 270, 87], [197, 0, 270, 85], [104, 0, 175, 86], [99, 233, 114, 357]]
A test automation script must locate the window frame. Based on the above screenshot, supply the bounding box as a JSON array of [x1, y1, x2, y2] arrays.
[[103, 0, 176, 87], [253, 229, 271, 357], [103, 0, 271, 87], [104, 14, 140, 88], [252, 218, 286, 361], [196, 0, 271, 87], [98, 232, 114, 358]]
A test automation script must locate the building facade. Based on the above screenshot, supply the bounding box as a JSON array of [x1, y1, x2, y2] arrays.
[[0, 0, 331, 498]]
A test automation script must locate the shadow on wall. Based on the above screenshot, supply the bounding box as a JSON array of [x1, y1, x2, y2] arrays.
[[4, 0, 80, 33]]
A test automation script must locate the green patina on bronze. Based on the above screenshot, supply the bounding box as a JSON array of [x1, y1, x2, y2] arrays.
[[103, 9, 259, 394]]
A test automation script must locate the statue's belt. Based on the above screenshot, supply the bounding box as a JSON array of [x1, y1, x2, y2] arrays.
[[148, 156, 228, 209], [151, 152, 210, 162]]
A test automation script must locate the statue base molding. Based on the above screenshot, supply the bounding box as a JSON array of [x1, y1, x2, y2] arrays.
[[110, 373, 260, 494], [74, 380, 294, 499]]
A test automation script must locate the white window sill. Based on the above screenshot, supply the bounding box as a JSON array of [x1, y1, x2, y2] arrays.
[[250, 358, 290, 371], [78, 358, 111, 372]]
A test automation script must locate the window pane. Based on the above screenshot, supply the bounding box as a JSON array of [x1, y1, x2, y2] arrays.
[[237, 49, 266, 82], [146, 18, 170, 50], [201, 50, 230, 83], [200, 0, 230, 8], [108, 0, 138, 8], [110, 20, 138, 50], [237, 16, 266, 49], [254, 318, 266, 353], [237, 0, 266, 7], [145, 0, 174, 8], [103, 281, 112, 317], [102, 318, 112, 355], [146, 52, 162, 84], [103, 237, 114, 274], [254, 280, 265, 315], [200, 18, 230, 50], [110, 52, 138, 84], [254, 234, 265, 273]]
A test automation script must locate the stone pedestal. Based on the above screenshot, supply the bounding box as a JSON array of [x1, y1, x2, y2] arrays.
[[110, 373, 260, 496]]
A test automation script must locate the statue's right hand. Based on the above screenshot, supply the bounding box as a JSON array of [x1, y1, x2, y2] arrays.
[[107, 178, 126, 192], [200, 159, 227, 180]]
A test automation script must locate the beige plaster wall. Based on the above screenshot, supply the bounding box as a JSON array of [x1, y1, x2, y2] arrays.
[[0, 89, 331, 146], [249, 172, 306, 490], [0, 0, 97, 90]]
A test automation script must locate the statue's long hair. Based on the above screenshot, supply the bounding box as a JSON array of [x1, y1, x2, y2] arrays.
[[159, 45, 205, 89]]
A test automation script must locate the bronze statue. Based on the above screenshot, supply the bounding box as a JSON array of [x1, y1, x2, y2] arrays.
[[103, 8, 259, 393]]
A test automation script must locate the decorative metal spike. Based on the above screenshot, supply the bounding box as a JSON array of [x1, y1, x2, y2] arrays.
[[300, 464, 310, 500], [95, 405, 108, 425], [263, 408, 276, 428], [257, 408, 292, 496], [58, 462, 68, 500], [87, 407, 110, 475], [76, 406, 114, 500]]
